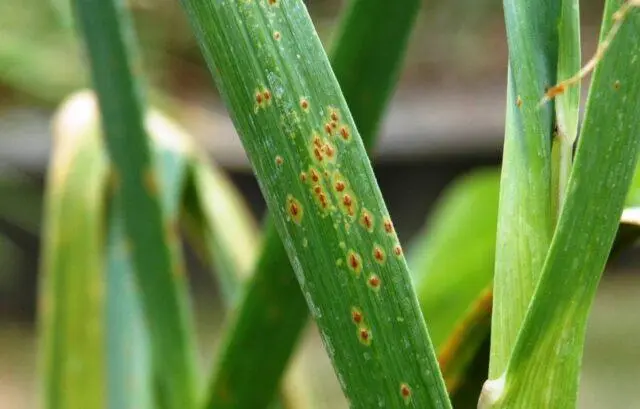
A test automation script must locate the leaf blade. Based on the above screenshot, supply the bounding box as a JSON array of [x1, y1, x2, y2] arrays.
[[179, 0, 451, 407], [72, 0, 199, 407]]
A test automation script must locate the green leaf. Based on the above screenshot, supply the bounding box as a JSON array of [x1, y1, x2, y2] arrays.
[[490, 0, 569, 377], [38, 90, 109, 409], [626, 163, 640, 207], [408, 168, 500, 392], [552, 0, 581, 219], [105, 212, 153, 409], [190, 1, 426, 408], [72, 0, 198, 407], [178, 0, 450, 408], [106, 105, 195, 409], [482, 2, 640, 407], [329, 0, 420, 149]]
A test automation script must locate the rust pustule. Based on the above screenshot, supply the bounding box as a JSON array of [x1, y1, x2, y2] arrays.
[[384, 218, 394, 234], [346, 251, 362, 275], [367, 274, 381, 291], [351, 307, 363, 324], [358, 326, 372, 346], [373, 245, 386, 264], [286, 195, 304, 225], [360, 209, 374, 232], [400, 383, 412, 403]]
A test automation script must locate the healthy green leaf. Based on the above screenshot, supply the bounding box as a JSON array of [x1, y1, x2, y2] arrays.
[[190, 1, 426, 408], [106, 106, 195, 409], [490, 0, 569, 377], [72, 1, 198, 407], [482, 2, 640, 407], [178, 0, 450, 408]]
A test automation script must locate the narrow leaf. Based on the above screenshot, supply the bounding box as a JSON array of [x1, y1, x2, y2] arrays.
[[179, 0, 450, 408], [490, 0, 565, 377], [190, 1, 426, 408], [38, 90, 108, 409], [106, 106, 195, 409], [552, 0, 581, 218], [72, 1, 198, 407]]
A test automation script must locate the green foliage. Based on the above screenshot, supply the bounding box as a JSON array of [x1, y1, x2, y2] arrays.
[[32, 0, 640, 408], [490, 0, 577, 377], [72, 0, 198, 406], [409, 169, 499, 395], [483, 1, 640, 407], [178, 0, 450, 408], [193, 1, 426, 408], [38, 91, 108, 409]]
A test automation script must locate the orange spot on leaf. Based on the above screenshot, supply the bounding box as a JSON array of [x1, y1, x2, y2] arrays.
[[360, 209, 374, 233], [347, 251, 362, 275], [367, 274, 381, 291], [373, 245, 386, 264], [286, 195, 304, 225], [358, 326, 372, 346], [351, 307, 363, 324]]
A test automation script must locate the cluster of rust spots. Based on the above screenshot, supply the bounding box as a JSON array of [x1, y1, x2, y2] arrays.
[[372, 244, 386, 265], [346, 250, 362, 276], [309, 132, 336, 164], [309, 168, 321, 183], [515, 95, 523, 108], [304, 167, 332, 214], [273, 31, 281, 41], [267, 0, 278, 5], [286, 194, 304, 225], [275, 155, 284, 166], [359, 208, 374, 232], [254, 87, 272, 110], [321, 107, 352, 142], [299, 171, 307, 182], [614, 80, 621, 90], [327, 171, 358, 219], [367, 274, 381, 291], [349, 307, 372, 346], [393, 244, 403, 257], [341, 194, 357, 217], [400, 383, 412, 403]]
